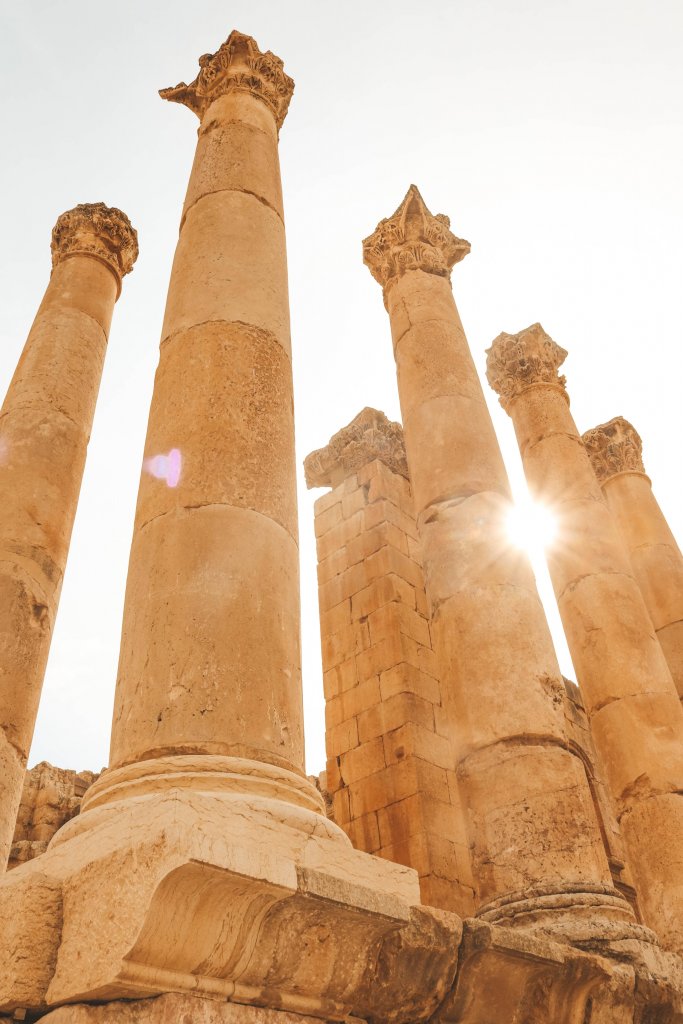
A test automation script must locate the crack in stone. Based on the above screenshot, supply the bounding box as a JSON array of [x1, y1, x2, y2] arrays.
[[160, 318, 290, 358], [136, 502, 299, 549], [180, 186, 283, 233], [556, 569, 634, 604]]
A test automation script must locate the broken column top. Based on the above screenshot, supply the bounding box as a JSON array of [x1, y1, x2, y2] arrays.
[[159, 29, 295, 129], [486, 322, 569, 409], [50, 202, 139, 296], [582, 416, 646, 484], [362, 185, 470, 302], [304, 407, 408, 489]]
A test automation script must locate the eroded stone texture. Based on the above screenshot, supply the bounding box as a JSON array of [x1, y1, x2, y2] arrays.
[[306, 411, 475, 915], [304, 407, 408, 488], [486, 323, 683, 954], [362, 187, 623, 929], [39, 996, 329, 1023], [8, 761, 98, 871], [561, 680, 638, 913], [0, 203, 136, 870], [583, 417, 683, 700]]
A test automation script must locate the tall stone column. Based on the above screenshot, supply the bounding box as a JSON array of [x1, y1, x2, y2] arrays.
[[486, 324, 683, 953], [0, 203, 137, 870], [362, 187, 625, 928], [108, 32, 305, 776], [582, 416, 683, 699]]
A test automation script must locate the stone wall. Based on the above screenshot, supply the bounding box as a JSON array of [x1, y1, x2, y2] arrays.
[[308, 421, 475, 915], [8, 761, 98, 870]]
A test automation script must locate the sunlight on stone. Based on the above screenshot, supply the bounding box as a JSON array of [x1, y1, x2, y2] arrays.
[[506, 496, 556, 556]]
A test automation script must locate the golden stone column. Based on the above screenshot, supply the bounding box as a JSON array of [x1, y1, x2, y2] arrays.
[[583, 417, 683, 699], [0, 203, 137, 870], [362, 188, 626, 928], [486, 324, 683, 953], [108, 32, 305, 776]]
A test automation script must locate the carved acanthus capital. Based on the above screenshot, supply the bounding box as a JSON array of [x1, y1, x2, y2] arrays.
[[51, 203, 138, 296], [582, 417, 646, 485], [160, 30, 294, 129], [486, 323, 569, 409], [362, 185, 470, 301], [304, 407, 408, 489]]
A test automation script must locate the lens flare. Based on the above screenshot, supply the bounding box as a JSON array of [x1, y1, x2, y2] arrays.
[[145, 448, 182, 488], [507, 498, 556, 556]]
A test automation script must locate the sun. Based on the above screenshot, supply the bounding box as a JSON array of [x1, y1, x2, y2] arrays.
[[506, 497, 557, 557]]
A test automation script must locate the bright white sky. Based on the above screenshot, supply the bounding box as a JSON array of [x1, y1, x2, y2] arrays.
[[1, 0, 681, 776]]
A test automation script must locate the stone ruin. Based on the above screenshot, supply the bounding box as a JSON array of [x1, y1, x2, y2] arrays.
[[1, 27, 683, 1024]]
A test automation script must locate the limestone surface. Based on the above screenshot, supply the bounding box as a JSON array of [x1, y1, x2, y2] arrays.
[[8, 761, 97, 871], [363, 188, 621, 923], [307, 412, 474, 915], [486, 322, 683, 954], [583, 416, 683, 700], [0, 203, 136, 870]]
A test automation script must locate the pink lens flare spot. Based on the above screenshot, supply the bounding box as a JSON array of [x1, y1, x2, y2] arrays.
[[145, 448, 182, 488], [167, 448, 182, 487]]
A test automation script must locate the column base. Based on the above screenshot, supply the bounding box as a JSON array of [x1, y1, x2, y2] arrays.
[[476, 881, 644, 941], [0, 755, 461, 1019]]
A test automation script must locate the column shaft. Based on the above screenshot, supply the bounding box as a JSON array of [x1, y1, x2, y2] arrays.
[[363, 189, 618, 919], [109, 37, 304, 777], [487, 325, 683, 952], [583, 417, 683, 698], [0, 204, 137, 868]]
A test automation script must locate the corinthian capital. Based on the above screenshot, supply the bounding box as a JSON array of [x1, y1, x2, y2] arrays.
[[160, 30, 294, 130], [51, 203, 138, 295], [304, 408, 408, 489], [582, 417, 646, 484], [362, 185, 470, 300], [486, 323, 568, 409]]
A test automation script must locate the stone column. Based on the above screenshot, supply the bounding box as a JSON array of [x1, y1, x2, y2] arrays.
[[582, 417, 683, 699], [362, 187, 624, 928], [0, 203, 137, 869], [486, 324, 683, 952], [107, 32, 305, 777]]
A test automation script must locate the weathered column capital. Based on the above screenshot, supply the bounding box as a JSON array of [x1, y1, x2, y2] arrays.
[[486, 322, 569, 409], [582, 417, 647, 485], [159, 29, 294, 129], [51, 203, 139, 297], [304, 407, 408, 489], [362, 185, 470, 302]]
